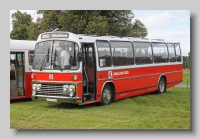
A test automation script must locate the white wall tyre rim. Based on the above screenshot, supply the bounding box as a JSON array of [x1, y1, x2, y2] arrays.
[[159, 80, 165, 92], [103, 89, 111, 104]]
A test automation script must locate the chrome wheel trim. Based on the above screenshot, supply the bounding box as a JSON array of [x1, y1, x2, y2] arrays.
[[159, 80, 165, 92], [103, 88, 111, 104]]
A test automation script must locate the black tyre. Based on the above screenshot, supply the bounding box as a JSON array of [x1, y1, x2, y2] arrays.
[[100, 84, 112, 105], [157, 77, 166, 94]]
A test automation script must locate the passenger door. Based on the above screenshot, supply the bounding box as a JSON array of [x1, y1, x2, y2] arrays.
[[82, 43, 96, 102], [10, 52, 25, 98]]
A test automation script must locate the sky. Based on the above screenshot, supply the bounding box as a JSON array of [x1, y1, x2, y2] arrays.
[[10, 10, 190, 56]]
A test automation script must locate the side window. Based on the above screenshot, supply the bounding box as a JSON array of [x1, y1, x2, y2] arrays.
[[152, 43, 169, 63], [174, 43, 181, 62], [28, 50, 34, 65], [110, 41, 134, 66], [167, 43, 176, 62], [17, 53, 24, 66], [133, 42, 153, 65], [96, 40, 111, 67]]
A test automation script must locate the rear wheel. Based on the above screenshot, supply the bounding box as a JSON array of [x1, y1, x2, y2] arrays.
[[100, 84, 112, 105], [157, 77, 166, 94]]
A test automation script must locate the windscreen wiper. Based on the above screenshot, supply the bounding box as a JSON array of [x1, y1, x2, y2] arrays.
[[60, 65, 63, 71], [40, 48, 49, 71]]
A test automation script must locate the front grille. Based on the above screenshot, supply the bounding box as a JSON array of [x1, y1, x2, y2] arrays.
[[36, 83, 69, 96]]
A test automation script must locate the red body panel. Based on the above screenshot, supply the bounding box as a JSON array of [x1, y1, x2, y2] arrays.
[[32, 64, 182, 104], [10, 72, 32, 100], [32, 73, 83, 98], [96, 64, 182, 101]]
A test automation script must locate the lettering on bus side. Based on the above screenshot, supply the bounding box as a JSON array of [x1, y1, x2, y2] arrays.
[[114, 71, 129, 76]]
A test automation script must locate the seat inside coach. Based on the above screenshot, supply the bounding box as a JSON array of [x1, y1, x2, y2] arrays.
[[111, 51, 134, 66], [153, 53, 169, 63]]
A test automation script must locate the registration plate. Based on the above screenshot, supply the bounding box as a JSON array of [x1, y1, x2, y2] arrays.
[[46, 98, 57, 102]]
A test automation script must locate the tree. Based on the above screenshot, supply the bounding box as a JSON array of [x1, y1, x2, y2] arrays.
[[84, 12, 109, 36], [37, 10, 62, 32], [98, 10, 135, 37], [182, 56, 188, 69], [187, 51, 190, 69], [10, 10, 33, 40], [129, 19, 148, 38], [10, 10, 148, 40], [26, 22, 43, 40], [37, 10, 148, 37]]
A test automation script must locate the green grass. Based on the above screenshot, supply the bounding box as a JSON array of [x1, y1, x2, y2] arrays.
[[182, 70, 190, 85], [10, 88, 190, 129]]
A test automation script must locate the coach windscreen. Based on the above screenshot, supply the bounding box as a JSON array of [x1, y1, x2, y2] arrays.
[[32, 40, 79, 70]]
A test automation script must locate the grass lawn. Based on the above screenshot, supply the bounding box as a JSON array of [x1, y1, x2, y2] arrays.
[[182, 70, 190, 85], [10, 87, 190, 129]]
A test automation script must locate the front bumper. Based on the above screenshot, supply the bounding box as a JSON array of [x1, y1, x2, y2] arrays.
[[31, 94, 82, 104]]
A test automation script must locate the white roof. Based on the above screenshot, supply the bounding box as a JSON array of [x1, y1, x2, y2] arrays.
[[10, 39, 36, 50], [36, 31, 180, 44]]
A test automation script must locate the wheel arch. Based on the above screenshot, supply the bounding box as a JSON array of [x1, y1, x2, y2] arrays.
[[101, 81, 116, 102], [158, 74, 167, 86], [157, 74, 167, 93]]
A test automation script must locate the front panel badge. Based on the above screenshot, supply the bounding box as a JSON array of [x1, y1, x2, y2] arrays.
[[49, 74, 53, 80]]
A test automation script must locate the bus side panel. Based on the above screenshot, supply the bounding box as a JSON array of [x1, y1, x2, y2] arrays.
[[145, 64, 183, 92], [96, 71, 113, 102], [10, 73, 32, 100], [114, 67, 148, 100], [96, 79, 106, 102], [132, 67, 148, 91], [77, 82, 83, 99], [96, 64, 183, 102], [97, 67, 148, 101], [146, 66, 158, 93], [24, 72, 32, 98], [113, 69, 130, 93], [96, 70, 136, 101], [97, 68, 148, 101], [166, 64, 183, 88]]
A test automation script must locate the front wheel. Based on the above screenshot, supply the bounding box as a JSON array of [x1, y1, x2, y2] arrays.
[[157, 77, 166, 94], [100, 85, 112, 106]]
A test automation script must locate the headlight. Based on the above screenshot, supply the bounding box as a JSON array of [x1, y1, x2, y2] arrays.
[[63, 84, 76, 95], [69, 85, 75, 92], [36, 84, 41, 91], [69, 92, 75, 97], [63, 85, 69, 92], [32, 90, 36, 95], [32, 84, 37, 90], [32, 84, 41, 91]]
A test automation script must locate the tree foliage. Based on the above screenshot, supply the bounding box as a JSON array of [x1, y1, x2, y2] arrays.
[[187, 51, 190, 69], [10, 10, 148, 40], [10, 10, 42, 40], [37, 10, 148, 37], [130, 19, 148, 37], [26, 22, 43, 40], [37, 10, 62, 32], [10, 10, 32, 40]]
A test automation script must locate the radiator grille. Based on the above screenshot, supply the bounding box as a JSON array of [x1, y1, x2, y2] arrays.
[[36, 83, 70, 96]]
